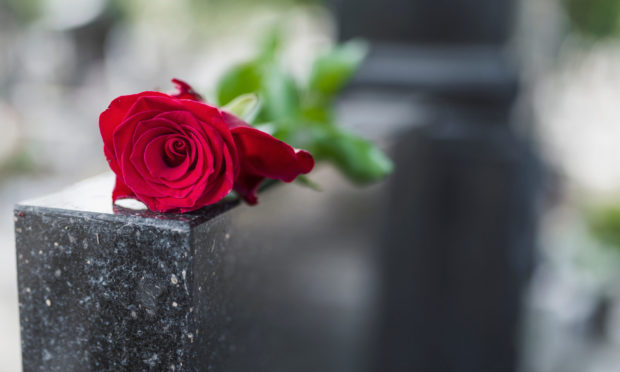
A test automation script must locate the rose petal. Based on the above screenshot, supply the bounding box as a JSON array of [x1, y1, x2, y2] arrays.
[[104, 145, 121, 175], [144, 136, 191, 181], [181, 100, 239, 178], [193, 139, 235, 205], [232, 172, 263, 205], [221, 110, 250, 130], [153, 111, 220, 187], [129, 114, 208, 187], [113, 110, 162, 167], [231, 126, 314, 181], [163, 137, 188, 166], [112, 177, 136, 202], [230, 126, 314, 204], [156, 122, 235, 210], [100, 91, 169, 149], [128, 121, 181, 194], [171, 78, 204, 101], [127, 96, 187, 118]]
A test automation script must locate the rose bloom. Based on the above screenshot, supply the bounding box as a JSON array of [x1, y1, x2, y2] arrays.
[[99, 79, 314, 213]]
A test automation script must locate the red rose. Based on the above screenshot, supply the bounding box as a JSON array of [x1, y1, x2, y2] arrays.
[[99, 79, 313, 213]]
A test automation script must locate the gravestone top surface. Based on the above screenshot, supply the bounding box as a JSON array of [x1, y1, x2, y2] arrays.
[[16, 172, 238, 229]]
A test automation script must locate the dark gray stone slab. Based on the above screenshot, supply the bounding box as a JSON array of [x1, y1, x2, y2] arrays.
[[371, 113, 542, 372], [331, 0, 515, 45], [15, 174, 237, 371]]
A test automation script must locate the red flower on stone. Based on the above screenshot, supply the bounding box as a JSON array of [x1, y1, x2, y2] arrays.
[[99, 79, 313, 213]]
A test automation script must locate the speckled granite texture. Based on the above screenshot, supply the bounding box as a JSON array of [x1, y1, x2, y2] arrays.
[[14, 174, 238, 371]]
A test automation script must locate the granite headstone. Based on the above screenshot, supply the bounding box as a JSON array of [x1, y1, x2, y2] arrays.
[[15, 173, 238, 371]]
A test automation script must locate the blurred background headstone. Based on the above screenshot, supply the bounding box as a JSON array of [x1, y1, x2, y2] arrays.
[[330, 0, 543, 371]]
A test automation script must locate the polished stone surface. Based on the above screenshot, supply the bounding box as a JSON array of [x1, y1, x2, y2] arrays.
[[15, 173, 237, 371]]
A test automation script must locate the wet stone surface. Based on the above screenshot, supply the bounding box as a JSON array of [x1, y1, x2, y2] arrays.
[[14, 174, 237, 371]]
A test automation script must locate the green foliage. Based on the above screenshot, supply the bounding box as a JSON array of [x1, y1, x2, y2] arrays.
[[588, 205, 620, 251], [564, 0, 620, 39], [260, 64, 300, 122], [308, 40, 368, 99], [215, 33, 393, 187], [312, 127, 394, 184], [216, 62, 262, 107], [3, 0, 42, 23]]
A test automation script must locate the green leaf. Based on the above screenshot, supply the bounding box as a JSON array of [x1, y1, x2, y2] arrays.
[[216, 62, 262, 106], [216, 62, 300, 128], [588, 205, 620, 251], [222, 94, 261, 123], [260, 64, 300, 123], [314, 129, 393, 184], [308, 40, 369, 98], [300, 103, 332, 123], [564, 0, 620, 39]]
